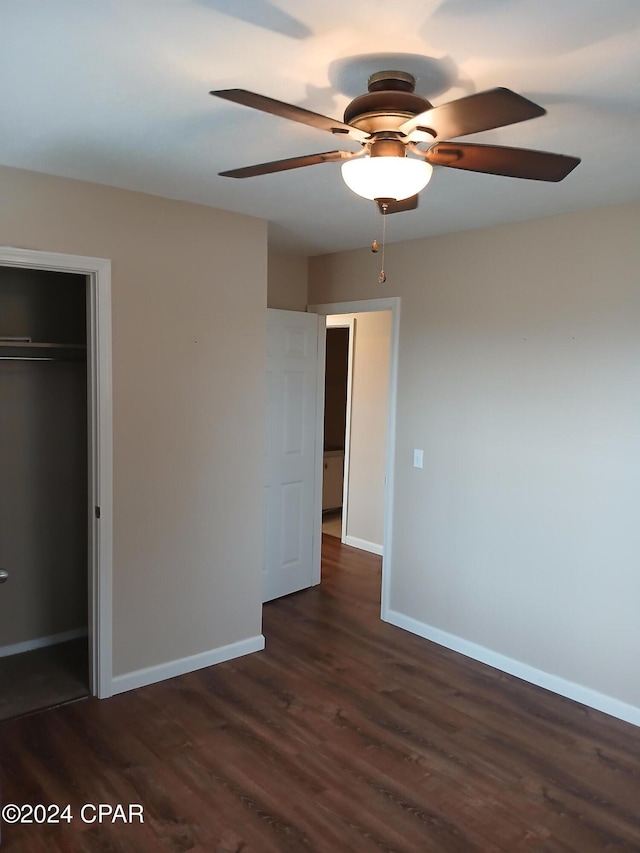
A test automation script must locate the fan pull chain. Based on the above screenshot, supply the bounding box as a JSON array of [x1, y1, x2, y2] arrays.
[[370, 202, 388, 283], [378, 208, 387, 284], [370, 199, 380, 255]]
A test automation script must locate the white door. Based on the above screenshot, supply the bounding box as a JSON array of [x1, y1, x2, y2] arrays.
[[264, 309, 321, 602]]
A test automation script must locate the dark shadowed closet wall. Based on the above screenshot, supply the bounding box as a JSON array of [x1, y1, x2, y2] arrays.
[[0, 266, 88, 653]]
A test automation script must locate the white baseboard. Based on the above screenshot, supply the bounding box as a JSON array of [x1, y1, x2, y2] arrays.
[[111, 634, 265, 696], [384, 609, 640, 729], [0, 627, 88, 659], [344, 535, 383, 556]]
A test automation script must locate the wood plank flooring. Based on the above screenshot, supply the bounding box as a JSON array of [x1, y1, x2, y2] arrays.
[[1, 536, 640, 851]]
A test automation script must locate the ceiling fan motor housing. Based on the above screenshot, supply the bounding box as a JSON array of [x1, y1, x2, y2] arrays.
[[343, 71, 433, 135]]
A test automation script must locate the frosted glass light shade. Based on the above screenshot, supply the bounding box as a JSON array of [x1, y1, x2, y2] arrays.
[[341, 156, 433, 201]]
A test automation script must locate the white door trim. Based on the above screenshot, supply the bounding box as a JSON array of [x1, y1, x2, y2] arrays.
[[308, 297, 400, 620], [0, 246, 113, 698]]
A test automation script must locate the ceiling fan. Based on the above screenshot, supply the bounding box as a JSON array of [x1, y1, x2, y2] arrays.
[[210, 70, 580, 214]]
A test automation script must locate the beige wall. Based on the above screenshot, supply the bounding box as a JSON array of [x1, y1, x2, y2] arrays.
[[310, 202, 640, 712], [0, 165, 267, 679], [267, 250, 308, 311]]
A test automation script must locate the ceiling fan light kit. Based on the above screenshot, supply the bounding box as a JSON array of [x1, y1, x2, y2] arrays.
[[341, 155, 433, 201], [211, 68, 580, 214]]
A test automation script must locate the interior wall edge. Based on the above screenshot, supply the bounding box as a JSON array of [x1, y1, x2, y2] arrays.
[[384, 608, 640, 729], [343, 535, 383, 556], [0, 627, 89, 660], [109, 634, 265, 696]]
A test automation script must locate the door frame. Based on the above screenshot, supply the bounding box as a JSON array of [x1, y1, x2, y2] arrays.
[[0, 246, 113, 698], [308, 297, 400, 619]]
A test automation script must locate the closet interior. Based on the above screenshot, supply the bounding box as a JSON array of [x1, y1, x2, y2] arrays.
[[0, 265, 90, 720]]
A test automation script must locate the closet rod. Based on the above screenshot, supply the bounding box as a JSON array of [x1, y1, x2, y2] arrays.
[[0, 356, 85, 362], [0, 342, 86, 349]]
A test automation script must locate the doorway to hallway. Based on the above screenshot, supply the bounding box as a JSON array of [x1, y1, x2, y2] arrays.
[[309, 296, 400, 619]]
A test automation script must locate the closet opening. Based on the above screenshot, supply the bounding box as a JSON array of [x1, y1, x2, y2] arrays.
[[0, 265, 91, 719]]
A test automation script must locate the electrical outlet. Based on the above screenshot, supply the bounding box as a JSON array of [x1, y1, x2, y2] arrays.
[[413, 449, 424, 469]]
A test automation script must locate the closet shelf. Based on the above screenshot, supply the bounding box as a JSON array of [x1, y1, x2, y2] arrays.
[[0, 341, 87, 362]]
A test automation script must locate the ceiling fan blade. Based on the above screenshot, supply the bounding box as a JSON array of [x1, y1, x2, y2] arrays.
[[219, 150, 357, 178], [426, 142, 580, 181], [400, 88, 546, 140], [376, 195, 419, 215], [210, 89, 369, 143]]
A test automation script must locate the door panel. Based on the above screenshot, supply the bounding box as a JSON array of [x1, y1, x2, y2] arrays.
[[264, 309, 320, 602]]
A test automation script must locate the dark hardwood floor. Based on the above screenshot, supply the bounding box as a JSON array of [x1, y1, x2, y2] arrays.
[[1, 535, 640, 851]]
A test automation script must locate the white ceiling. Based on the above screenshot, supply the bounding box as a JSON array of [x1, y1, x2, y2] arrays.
[[2, 0, 639, 255]]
